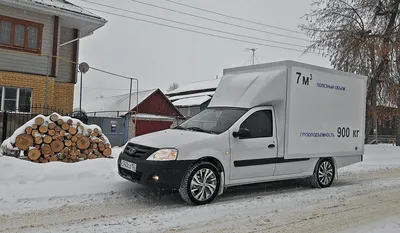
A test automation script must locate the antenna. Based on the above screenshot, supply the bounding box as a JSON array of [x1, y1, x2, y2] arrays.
[[245, 48, 258, 65]]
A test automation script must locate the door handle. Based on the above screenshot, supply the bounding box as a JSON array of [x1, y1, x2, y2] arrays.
[[268, 144, 275, 149]]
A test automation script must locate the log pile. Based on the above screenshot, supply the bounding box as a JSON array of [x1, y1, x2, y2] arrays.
[[9, 113, 112, 163]]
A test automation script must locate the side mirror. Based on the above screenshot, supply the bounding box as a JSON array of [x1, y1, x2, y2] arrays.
[[233, 128, 251, 139]]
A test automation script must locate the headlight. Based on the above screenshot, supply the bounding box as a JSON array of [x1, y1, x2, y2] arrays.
[[147, 149, 178, 161]]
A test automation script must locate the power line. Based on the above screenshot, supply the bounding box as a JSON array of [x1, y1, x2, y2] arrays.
[[165, 0, 304, 35], [80, 0, 306, 48], [127, 0, 310, 42], [82, 86, 131, 90], [82, 6, 315, 53]]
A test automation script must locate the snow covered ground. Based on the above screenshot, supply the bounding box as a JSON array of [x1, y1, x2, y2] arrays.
[[1, 144, 400, 233]]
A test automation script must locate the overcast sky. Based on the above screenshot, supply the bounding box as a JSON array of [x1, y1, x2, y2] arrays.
[[69, 0, 330, 108]]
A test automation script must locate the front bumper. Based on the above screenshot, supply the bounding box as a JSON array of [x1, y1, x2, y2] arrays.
[[118, 152, 195, 190]]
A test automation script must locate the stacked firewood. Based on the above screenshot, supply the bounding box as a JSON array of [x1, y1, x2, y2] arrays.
[[11, 113, 112, 163]]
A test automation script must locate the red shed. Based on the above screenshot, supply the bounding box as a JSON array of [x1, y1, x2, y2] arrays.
[[84, 89, 184, 137]]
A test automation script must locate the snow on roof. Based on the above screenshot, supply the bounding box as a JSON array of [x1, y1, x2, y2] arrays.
[[167, 79, 221, 95], [22, 0, 103, 19], [173, 95, 212, 107], [83, 89, 157, 115], [169, 91, 215, 101]]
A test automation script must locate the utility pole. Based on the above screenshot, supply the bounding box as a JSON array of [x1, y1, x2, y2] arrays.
[[245, 48, 257, 65]]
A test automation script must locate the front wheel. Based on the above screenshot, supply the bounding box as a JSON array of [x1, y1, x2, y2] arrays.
[[179, 161, 221, 205], [308, 158, 335, 188]]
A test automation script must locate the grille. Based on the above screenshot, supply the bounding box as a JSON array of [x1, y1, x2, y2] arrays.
[[124, 143, 157, 158]]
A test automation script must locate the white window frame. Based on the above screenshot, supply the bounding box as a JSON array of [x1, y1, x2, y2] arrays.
[[0, 86, 32, 113]]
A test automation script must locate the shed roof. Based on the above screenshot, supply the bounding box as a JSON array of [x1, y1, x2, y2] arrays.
[[167, 79, 220, 96], [83, 89, 157, 116], [173, 95, 212, 107]]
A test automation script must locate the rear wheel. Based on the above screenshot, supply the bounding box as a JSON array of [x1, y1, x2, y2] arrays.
[[308, 158, 335, 188], [179, 161, 221, 205]]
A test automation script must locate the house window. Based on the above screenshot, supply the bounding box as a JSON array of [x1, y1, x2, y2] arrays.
[[0, 87, 32, 112], [0, 15, 43, 53]]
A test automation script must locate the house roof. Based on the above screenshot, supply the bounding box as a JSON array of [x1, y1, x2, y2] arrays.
[[173, 95, 212, 107], [167, 78, 221, 96], [169, 91, 215, 102], [1, 0, 107, 34], [83, 89, 157, 116]]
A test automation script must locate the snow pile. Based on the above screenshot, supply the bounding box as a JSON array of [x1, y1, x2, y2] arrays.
[[339, 144, 400, 174]]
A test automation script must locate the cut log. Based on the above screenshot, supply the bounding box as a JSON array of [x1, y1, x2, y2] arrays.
[[50, 114, 59, 122], [25, 126, 33, 135], [31, 130, 39, 137], [51, 140, 64, 153], [71, 153, 77, 160], [48, 122, 56, 130], [93, 128, 99, 134], [48, 156, 58, 162], [60, 130, 66, 137], [34, 136, 43, 145], [62, 158, 68, 163], [103, 148, 112, 157], [67, 159, 73, 163], [43, 135, 52, 144], [77, 125, 84, 133], [32, 124, 38, 130], [87, 128, 93, 134], [84, 149, 90, 155], [55, 126, 61, 132], [91, 132, 99, 137], [68, 127, 77, 135], [35, 145, 40, 149], [39, 157, 44, 163], [72, 142, 76, 147], [28, 148, 41, 161], [92, 143, 98, 149], [66, 134, 72, 140], [52, 135, 58, 140], [105, 143, 111, 149], [35, 117, 44, 126], [67, 119, 73, 125], [77, 137, 90, 150], [65, 140, 72, 147], [57, 119, 64, 126], [88, 153, 96, 159], [71, 135, 78, 143], [76, 133, 83, 138], [41, 144, 52, 157], [15, 134, 34, 151], [41, 159, 49, 164], [61, 123, 70, 131], [48, 129, 55, 136], [39, 125, 48, 134]]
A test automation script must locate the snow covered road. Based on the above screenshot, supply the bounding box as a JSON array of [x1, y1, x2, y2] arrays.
[[1, 145, 400, 233]]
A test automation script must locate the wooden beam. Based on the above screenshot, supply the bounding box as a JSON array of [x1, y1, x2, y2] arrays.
[[51, 16, 59, 77]]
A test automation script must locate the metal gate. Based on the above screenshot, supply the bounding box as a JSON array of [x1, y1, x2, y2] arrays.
[[87, 116, 126, 147]]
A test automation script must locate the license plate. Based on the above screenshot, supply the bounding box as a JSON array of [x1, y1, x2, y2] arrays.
[[121, 160, 137, 172]]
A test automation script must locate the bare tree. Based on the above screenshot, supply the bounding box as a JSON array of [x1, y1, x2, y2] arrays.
[[300, 0, 400, 144], [168, 82, 179, 92]]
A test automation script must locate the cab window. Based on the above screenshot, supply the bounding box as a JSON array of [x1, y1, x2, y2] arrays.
[[240, 110, 273, 138]]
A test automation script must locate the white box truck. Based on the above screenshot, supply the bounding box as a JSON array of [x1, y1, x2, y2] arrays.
[[117, 60, 367, 205]]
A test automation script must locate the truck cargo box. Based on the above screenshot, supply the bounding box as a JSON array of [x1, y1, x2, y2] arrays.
[[209, 60, 367, 159]]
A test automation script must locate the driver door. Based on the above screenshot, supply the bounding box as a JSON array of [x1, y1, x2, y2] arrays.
[[229, 106, 277, 181]]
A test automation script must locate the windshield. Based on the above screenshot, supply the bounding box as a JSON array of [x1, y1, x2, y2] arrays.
[[175, 107, 247, 134]]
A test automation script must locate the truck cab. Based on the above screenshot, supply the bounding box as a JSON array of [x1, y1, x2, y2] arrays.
[[118, 60, 366, 205]]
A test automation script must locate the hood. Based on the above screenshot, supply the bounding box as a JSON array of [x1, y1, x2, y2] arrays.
[[128, 129, 215, 148]]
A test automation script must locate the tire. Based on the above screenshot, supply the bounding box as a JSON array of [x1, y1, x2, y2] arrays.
[[308, 158, 335, 188], [179, 161, 221, 205]]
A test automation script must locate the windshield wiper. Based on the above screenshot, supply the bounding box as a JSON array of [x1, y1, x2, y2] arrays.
[[174, 125, 185, 130], [186, 127, 215, 134]]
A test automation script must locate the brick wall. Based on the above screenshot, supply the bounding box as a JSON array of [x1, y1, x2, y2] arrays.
[[0, 71, 74, 113], [53, 82, 74, 113]]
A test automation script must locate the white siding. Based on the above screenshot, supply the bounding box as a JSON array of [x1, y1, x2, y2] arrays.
[[0, 5, 54, 75], [57, 27, 75, 83]]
